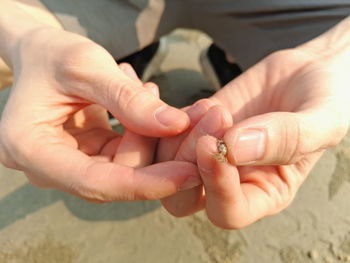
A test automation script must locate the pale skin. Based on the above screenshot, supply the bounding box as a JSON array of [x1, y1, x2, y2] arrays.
[[1, 0, 350, 228], [0, 0, 202, 202], [158, 18, 350, 228]]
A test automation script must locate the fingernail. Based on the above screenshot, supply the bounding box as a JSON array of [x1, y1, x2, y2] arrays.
[[179, 176, 202, 191], [155, 105, 186, 127], [233, 129, 266, 164]]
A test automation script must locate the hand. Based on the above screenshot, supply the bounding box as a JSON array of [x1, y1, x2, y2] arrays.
[[0, 28, 200, 202], [158, 47, 350, 229], [157, 100, 233, 216]]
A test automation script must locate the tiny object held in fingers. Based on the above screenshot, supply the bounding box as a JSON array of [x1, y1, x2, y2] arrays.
[[213, 138, 228, 163]]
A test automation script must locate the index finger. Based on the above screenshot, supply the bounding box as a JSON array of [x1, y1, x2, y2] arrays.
[[196, 135, 275, 229], [27, 143, 201, 202]]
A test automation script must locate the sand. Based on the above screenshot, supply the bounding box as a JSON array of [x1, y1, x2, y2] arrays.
[[0, 29, 350, 263]]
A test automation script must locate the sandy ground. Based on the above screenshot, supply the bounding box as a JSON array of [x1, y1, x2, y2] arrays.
[[1, 29, 350, 263]]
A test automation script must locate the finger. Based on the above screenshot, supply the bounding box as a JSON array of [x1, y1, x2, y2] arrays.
[[161, 106, 233, 217], [118, 62, 181, 144], [175, 105, 233, 163], [74, 128, 119, 156], [113, 78, 158, 168], [197, 136, 280, 229], [113, 131, 156, 168], [198, 135, 323, 229], [100, 136, 123, 159], [196, 135, 254, 229], [209, 61, 268, 122], [115, 65, 160, 167], [223, 109, 349, 166], [64, 56, 189, 137], [64, 104, 111, 131], [156, 99, 215, 162], [26, 143, 201, 202], [144, 82, 159, 98], [119, 63, 160, 97], [120, 64, 159, 98], [119, 63, 140, 82]]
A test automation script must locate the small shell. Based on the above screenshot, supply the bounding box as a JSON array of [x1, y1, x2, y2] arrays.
[[213, 138, 228, 163]]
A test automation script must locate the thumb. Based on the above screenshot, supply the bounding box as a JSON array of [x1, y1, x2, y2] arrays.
[[224, 109, 348, 165], [69, 63, 189, 137], [107, 72, 189, 137]]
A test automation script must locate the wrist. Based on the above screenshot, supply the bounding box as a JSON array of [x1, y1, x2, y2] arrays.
[[297, 16, 350, 65], [0, 0, 62, 67]]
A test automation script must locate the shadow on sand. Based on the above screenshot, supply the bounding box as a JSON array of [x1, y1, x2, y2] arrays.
[[0, 183, 160, 230]]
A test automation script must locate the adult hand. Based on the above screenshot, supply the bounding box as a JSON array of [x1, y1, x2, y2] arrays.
[[158, 46, 350, 228], [157, 99, 232, 215], [0, 28, 199, 202]]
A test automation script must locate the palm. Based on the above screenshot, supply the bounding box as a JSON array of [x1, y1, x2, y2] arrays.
[[218, 52, 317, 192], [209, 49, 339, 223], [1, 28, 198, 202], [159, 48, 346, 227]]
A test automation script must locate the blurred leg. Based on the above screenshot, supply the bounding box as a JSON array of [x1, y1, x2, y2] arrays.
[[192, 0, 350, 69], [38, 0, 189, 60]]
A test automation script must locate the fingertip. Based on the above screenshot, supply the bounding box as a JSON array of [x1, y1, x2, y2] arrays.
[[144, 82, 160, 98], [174, 105, 232, 164], [220, 106, 234, 127], [112, 84, 189, 137], [186, 99, 215, 126], [114, 130, 156, 168], [156, 132, 188, 162], [154, 105, 190, 136], [209, 105, 234, 128], [134, 161, 201, 200], [194, 105, 232, 140], [119, 63, 140, 81]]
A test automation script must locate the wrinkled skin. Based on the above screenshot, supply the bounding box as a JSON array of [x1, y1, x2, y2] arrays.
[[0, 28, 200, 202], [158, 48, 350, 229]]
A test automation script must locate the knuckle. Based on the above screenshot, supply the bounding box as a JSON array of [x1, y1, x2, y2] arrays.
[[195, 98, 215, 108], [175, 149, 192, 163], [75, 186, 111, 203], [161, 199, 191, 218], [134, 191, 161, 201], [115, 83, 151, 112], [0, 123, 30, 169], [59, 177, 110, 203], [165, 208, 189, 218], [275, 113, 301, 164], [80, 196, 107, 204], [78, 162, 136, 202], [208, 215, 247, 230], [26, 175, 50, 189], [0, 138, 15, 169], [0, 157, 19, 170]]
